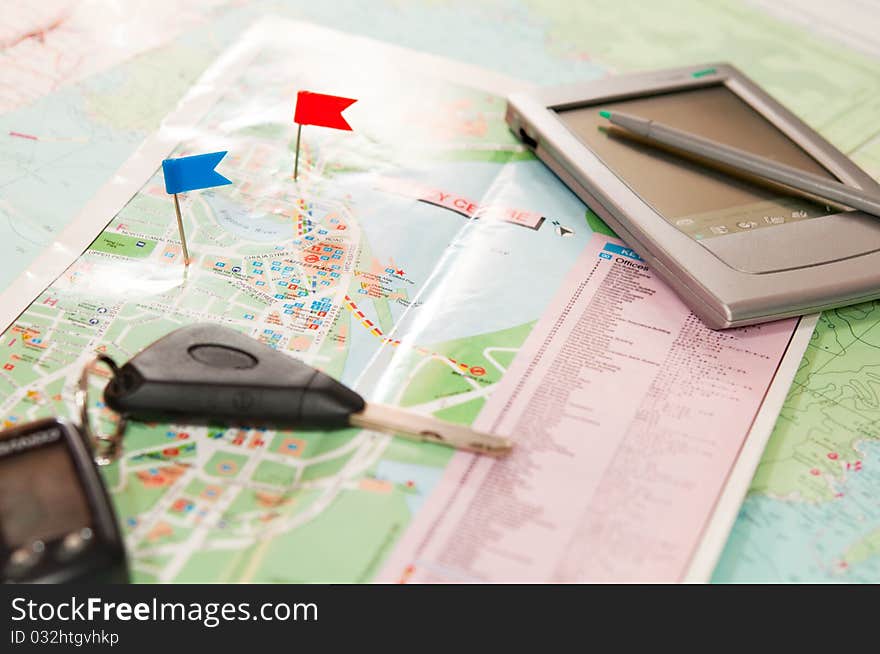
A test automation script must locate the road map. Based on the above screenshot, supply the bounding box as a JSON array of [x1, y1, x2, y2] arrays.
[[0, 0, 226, 114], [2, 0, 880, 582], [715, 306, 880, 581], [0, 21, 594, 582]]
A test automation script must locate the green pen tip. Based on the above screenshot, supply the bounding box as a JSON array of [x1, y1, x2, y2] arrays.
[[599, 110, 611, 119], [692, 67, 717, 78]]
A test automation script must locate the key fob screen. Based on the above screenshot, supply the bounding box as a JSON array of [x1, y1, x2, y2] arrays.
[[0, 418, 127, 583]]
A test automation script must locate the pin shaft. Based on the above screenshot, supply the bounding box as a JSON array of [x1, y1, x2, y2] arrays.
[[172, 192, 190, 265], [293, 123, 303, 181]]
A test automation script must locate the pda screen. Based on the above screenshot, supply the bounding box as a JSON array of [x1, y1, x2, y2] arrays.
[[557, 84, 841, 240]]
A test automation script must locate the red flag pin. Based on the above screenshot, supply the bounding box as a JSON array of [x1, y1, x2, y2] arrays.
[[293, 90, 357, 180]]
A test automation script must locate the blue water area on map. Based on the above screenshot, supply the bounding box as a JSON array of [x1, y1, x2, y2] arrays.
[[0, 98, 144, 287], [408, 162, 589, 343], [330, 158, 590, 388], [348, 159, 588, 338], [374, 459, 445, 515], [714, 439, 880, 582], [204, 191, 290, 242]]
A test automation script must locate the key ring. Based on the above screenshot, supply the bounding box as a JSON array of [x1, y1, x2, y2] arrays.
[[76, 355, 127, 466]]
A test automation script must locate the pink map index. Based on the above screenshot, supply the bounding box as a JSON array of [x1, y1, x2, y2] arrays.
[[381, 234, 798, 582]]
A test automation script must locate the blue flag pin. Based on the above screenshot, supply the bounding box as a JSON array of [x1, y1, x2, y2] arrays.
[[162, 151, 232, 265]]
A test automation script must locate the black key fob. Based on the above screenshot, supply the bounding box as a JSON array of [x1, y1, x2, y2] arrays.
[[0, 417, 128, 583], [103, 324, 364, 429]]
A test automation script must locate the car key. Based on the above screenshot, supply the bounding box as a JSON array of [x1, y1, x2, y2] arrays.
[[103, 323, 512, 457]]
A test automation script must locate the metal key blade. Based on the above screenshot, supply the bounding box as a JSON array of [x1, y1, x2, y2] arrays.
[[349, 403, 512, 457]]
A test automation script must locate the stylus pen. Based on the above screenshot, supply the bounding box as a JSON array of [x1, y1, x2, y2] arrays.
[[599, 110, 880, 218]]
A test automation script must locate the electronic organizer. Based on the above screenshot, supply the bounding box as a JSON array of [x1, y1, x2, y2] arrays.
[[507, 63, 880, 328]]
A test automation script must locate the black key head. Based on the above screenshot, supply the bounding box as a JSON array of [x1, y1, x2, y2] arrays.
[[103, 324, 364, 429]]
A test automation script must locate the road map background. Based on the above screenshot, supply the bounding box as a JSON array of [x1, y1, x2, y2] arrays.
[[2, 0, 880, 582]]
